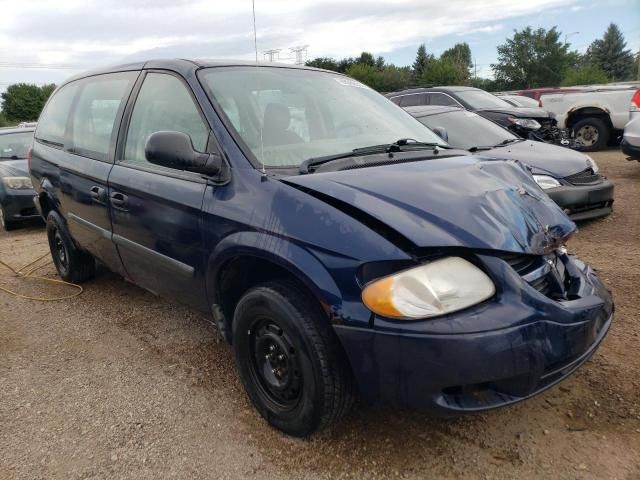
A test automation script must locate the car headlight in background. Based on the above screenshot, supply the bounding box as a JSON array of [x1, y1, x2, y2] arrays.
[[361, 257, 495, 320], [585, 155, 599, 173], [2, 176, 33, 190], [533, 174, 561, 190], [507, 117, 541, 130]]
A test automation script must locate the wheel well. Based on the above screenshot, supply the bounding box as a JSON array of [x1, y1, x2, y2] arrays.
[[37, 193, 54, 219], [566, 107, 613, 129], [215, 255, 327, 342]]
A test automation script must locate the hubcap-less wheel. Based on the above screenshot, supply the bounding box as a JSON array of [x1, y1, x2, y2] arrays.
[[53, 228, 69, 270], [575, 125, 599, 147], [249, 319, 302, 410]]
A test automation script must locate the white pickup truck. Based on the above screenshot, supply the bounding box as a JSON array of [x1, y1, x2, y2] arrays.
[[538, 85, 639, 151]]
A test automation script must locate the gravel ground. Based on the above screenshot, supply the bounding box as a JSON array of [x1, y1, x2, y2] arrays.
[[1, 149, 639, 480]]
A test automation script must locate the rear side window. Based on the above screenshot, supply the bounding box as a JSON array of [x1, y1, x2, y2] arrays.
[[399, 94, 427, 107], [35, 83, 80, 146], [124, 73, 208, 165], [70, 72, 137, 161]]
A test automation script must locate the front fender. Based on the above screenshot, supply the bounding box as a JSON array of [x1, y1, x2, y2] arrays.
[[206, 231, 366, 327]]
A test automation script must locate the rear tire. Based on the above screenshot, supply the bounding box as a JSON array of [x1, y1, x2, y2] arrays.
[[232, 280, 355, 437], [572, 117, 609, 152], [46, 211, 95, 283]]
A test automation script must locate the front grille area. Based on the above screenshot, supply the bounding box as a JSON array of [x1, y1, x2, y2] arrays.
[[494, 252, 565, 299], [564, 168, 602, 185]]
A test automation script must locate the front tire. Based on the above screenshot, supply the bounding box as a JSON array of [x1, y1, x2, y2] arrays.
[[232, 280, 355, 437], [572, 117, 609, 151], [46, 211, 95, 283]]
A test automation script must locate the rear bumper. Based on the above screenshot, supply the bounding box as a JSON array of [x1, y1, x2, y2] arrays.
[[335, 256, 613, 413], [621, 138, 640, 159], [546, 179, 614, 221]]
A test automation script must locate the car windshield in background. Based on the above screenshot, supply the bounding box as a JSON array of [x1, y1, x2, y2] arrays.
[[198, 67, 446, 168], [416, 110, 517, 150], [456, 90, 515, 110], [0, 131, 33, 160]]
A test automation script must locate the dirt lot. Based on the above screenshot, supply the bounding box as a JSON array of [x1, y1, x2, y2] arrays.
[[1, 149, 639, 480]]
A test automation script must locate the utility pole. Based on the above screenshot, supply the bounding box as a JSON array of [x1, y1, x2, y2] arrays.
[[263, 49, 281, 62], [289, 45, 309, 65]]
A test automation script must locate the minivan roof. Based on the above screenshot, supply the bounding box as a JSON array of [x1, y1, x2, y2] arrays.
[[60, 59, 337, 87], [386, 86, 477, 97]]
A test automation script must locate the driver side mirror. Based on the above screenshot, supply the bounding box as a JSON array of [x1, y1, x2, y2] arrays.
[[144, 131, 221, 175], [431, 126, 448, 142]]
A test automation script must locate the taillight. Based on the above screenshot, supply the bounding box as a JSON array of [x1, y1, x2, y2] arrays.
[[538, 99, 543, 107], [27, 147, 32, 171], [631, 90, 640, 111]]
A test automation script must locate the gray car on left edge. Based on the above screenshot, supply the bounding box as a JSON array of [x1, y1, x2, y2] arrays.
[[405, 106, 614, 221], [0, 127, 40, 230]]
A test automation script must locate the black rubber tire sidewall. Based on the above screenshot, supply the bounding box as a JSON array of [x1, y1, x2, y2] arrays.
[[232, 281, 351, 437], [573, 117, 609, 152], [46, 211, 95, 283]]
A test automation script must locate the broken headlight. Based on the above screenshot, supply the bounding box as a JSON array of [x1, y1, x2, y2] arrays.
[[508, 117, 541, 130], [533, 174, 561, 190]]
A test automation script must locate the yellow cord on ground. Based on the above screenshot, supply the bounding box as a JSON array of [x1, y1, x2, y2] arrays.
[[0, 251, 83, 301]]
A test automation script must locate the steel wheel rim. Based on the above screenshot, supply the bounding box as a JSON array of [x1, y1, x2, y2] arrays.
[[53, 228, 68, 270], [248, 318, 302, 410], [576, 125, 599, 147]]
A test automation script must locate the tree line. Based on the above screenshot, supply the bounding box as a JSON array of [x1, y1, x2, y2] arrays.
[[307, 23, 639, 92], [0, 83, 56, 127]]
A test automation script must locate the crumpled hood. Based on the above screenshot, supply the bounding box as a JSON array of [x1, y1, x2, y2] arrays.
[[285, 156, 576, 255], [478, 107, 553, 119], [475, 140, 592, 178], [0, 159, 29, 177]]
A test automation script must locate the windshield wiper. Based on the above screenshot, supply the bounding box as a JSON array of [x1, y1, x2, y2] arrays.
[[0, 155, 22, 160], [469, 138, 523, 152], [299, 139, 447, 174]]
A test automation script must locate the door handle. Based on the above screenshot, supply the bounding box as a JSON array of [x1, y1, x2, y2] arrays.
[[89, 186, 106, 203], [109, 191, 129, 210]]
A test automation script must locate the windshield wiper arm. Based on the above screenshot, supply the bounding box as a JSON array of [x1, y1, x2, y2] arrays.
[[494, 138, 522, 147], [299, 139, 447, 174]]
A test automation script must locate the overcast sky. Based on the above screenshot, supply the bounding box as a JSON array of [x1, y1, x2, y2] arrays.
[[1, 0, 639, 93]]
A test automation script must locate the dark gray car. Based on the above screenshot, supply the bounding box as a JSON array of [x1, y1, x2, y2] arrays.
[[406, 106, 614, 221]]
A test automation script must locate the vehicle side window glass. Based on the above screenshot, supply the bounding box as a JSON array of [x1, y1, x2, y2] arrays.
[[400, 94, 427, 107], [35, 82, 79, 146], [124, 73, 208, 165], [430, 93, 456, 106], [70, 72, 137, 161]]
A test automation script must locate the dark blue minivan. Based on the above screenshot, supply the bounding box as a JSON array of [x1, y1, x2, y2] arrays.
[[29, 60, 613, 436]]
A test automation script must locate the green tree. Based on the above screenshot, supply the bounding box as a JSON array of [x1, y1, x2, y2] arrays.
[[492, 27, 576, 89], [562, 65, 609, 86], [346, 63, 410, 92], [355, 52, 376, 67], [1, 83, 56, 122], [419, 58, 467, 86], [305, 57, 340, 72], [0, 111, 10, 128], [412, 44, 433, 81], [441, 42, 473, 79], [584, 23, 635, 81]]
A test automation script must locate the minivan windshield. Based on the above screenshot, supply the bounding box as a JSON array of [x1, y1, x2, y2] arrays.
[[198, 67, 446, 168], [455, 89, 515, 110], [0, 131, 33, 160], [416, 110, 518, 150]]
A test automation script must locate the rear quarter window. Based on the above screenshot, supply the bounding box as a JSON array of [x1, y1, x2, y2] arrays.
[[35, 82, 80, 146]]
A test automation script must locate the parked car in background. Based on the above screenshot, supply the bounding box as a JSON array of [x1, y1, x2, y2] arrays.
[[495, 94, 541, 109], [30, 60, 613, 437], [406, 106, 614, 221], [386, 86, 570, 146], [514, 87, 588, 102], [621, 115, 640, 160], [520, 86, 639, 151], [0, 127, 39, 230]]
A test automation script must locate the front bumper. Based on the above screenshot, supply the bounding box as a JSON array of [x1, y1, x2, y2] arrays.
[[546, 179, 614, 221], [621, 138, 640, 160], [335, 255, 613, 413], [1, 189, 41, 222]]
